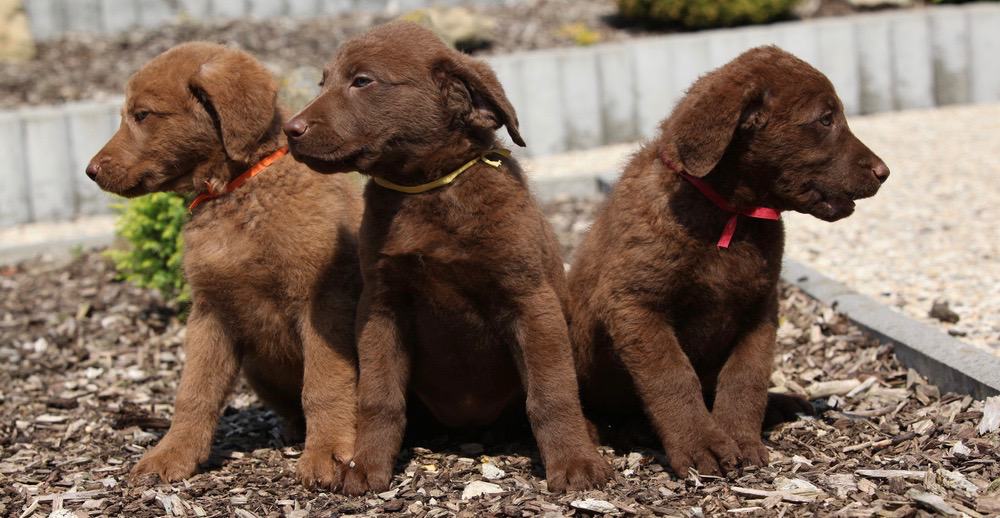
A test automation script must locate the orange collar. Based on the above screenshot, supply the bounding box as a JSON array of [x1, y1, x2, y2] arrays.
[[188, 146, 289, 212]]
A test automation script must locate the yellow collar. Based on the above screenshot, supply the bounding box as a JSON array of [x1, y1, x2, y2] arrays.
[[372, 149, 510, 194]]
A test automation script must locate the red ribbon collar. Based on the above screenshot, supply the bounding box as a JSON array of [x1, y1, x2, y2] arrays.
[[659, 151, 780, 248], [188, 146, 289, 212]]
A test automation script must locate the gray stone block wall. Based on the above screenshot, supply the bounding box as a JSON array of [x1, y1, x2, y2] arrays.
[[929, 6, 969, 106], [559, 49, 603, 150], [24, 0, 530, 40], [517, 51, 567, 156], [22, 107, 76, 222], [0, 100, 121, 227], [667, 33, 711, 112], [65, 0, 102, 34], [969, 4, 1000, 104], [0, 113, 31, 226], [856, 15, 895, 114], [595, 43, 639, 144], [5, 4, 1000, 228], [775, 21, 820, 66], [890, 12, 935, 110], [99, 0, 138, 34], [631, 37, 674, 139]]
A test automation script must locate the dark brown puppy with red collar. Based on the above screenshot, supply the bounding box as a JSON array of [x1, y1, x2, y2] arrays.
[[568, 46, 889, 476], [283, 22, 612, 494]]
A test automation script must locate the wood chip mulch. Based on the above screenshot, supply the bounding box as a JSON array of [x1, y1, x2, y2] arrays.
[[2, 201, 999, 517]]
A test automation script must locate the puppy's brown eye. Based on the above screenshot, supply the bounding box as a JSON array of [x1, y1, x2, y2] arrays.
[[351, 76, 374, 88], [134, 111, 150, 123], [819, 113, 833, 127]]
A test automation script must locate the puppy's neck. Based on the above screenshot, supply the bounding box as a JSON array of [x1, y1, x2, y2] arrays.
[[377, 135, 498, 186], [677, 157, 778, 213], [192, 135, 286, 195]]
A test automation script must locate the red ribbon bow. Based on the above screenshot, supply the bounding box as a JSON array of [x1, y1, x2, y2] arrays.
[[659, 151, 781, 248]]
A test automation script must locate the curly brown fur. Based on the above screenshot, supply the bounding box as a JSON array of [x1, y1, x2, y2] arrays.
[[568, 46, 888, 477], [86, 42, 363, 488], [284, 22, 611, 494]]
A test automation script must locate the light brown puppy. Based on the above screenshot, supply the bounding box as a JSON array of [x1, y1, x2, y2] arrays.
[[86, 42, 362, 488], [283, 22, 612, 494], [569, 47, 888, 477]]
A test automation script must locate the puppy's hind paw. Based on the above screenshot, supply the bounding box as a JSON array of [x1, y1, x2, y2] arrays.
[[763, 392, 815, 429]]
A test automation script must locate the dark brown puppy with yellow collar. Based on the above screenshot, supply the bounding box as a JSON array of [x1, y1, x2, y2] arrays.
[[86, 42, 362, 488], [569, 46, 889, 477], [284, 22, 612, 494]]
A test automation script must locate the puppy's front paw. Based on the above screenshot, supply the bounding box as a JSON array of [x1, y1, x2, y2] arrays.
[[297, 448, 345, 489], [664, 422, 740, 477], [733, 436, 770, 468], [129, 439, 203, 484], [545, 451, 612, 492], [341, 453, 392, 496]]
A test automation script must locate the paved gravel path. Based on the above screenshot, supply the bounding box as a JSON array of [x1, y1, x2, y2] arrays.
[[523, 103, 1000, 354]]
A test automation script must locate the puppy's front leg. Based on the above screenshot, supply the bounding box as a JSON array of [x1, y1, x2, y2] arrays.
[[130, 304, 239, 483], [513, 288, 612, 492], [606, 302, 739, 477], [341, 291, 409, 496], [711, 298, 777, 467], [297, 308, 357, 489]]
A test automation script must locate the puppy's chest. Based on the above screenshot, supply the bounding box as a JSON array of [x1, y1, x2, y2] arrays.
[[699, 247, 778, 299], [183, 224, 312, 309], [658, 239, 781, 335]]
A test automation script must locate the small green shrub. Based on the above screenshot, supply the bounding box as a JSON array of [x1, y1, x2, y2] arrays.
[[106, 192, 190, 304], [618, 0, 798, 29]]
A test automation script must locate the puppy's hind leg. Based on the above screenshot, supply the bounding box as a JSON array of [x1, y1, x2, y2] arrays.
[[130, 305, 240, 484], [763, 393, 814, 429]]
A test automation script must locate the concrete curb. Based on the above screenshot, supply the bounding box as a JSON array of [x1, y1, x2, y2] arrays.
[[781, 260, 1000, 400]]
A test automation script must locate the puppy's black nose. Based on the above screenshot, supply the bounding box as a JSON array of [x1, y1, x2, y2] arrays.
[[872, 161, 890, 184], [85, 161, 100, 181], [283, 118, 309, 139]]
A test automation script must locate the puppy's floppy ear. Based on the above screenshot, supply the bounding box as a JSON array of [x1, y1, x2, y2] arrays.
[[433, 52, 525, 147], [662, 72, 766, 177], [189, 48, 281, 164]]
